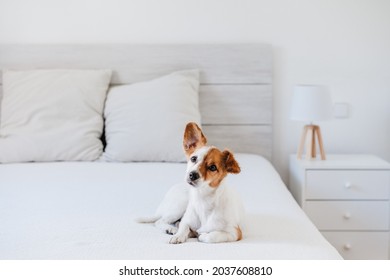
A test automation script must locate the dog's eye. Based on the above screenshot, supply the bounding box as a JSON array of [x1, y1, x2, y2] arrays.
[[208, 165, 217, 172], [190, 156, 197, 163]]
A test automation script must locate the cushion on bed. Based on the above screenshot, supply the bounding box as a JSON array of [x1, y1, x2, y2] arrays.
[[0, 69, 112, 163], [103, 69, 201, 162]]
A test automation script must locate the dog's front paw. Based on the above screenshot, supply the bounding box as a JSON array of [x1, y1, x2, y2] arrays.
[[169, 234, 187, 244]]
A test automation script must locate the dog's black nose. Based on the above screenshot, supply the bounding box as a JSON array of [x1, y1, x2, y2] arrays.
[[189, 171, 200, 181]]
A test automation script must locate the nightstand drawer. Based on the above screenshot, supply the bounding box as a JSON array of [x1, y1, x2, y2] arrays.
[[322, 231, 389, 260], [306, 170, 390, 199], [305, 201, 389, 230]]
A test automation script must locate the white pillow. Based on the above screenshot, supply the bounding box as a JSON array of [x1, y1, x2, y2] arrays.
[[0, 69, 112, 163], [103, 69, 201, 162]]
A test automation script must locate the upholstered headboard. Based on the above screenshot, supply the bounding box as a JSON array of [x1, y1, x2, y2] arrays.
[[0, 44, 273, 159]]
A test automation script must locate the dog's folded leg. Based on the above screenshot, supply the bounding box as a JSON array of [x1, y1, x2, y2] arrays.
[[198, 227, 242, 243], [155, 218, 179, 235]]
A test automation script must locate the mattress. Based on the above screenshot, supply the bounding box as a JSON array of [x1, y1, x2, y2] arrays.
[[0, 154, 342, 259]]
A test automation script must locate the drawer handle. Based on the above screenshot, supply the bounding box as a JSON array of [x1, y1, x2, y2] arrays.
[[344, 182, 352, 189], [343, 213, 351, 219], [343, 243, 351, 251]]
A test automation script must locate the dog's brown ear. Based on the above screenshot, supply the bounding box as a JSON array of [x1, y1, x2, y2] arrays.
[[183, 122, 207, 157], [222, 150, 241, 174]]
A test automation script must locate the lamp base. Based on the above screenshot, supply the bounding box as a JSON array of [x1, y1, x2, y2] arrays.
[[297, 124, 326, 160]]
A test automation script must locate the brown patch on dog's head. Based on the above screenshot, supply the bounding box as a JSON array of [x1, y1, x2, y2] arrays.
[[222, 150, 241, 174], [183, 122, 207, 158], [199, 148, 241, 188]]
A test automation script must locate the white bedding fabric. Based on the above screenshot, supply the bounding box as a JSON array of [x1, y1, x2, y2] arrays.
[[103, 69, 201, 163], [0, 154, 342, 259], [0, 69, 112, 163]]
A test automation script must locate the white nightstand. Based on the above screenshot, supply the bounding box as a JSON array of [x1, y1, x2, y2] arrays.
[[289, 154, 390, 260]]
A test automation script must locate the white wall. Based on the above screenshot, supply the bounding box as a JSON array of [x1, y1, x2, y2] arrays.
[[1, 0, 389, 183]]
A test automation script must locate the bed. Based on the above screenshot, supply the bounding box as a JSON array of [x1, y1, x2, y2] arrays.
[[0, 44, 342, 259]]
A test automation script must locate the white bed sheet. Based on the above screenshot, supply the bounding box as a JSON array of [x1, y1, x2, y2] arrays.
[[0, 154, 342, 259]]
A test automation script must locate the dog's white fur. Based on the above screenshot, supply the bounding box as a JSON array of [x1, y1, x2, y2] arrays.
[[136, 183, 188, 235], [170, 145, 244, 244], [137, 122, 244, 243]]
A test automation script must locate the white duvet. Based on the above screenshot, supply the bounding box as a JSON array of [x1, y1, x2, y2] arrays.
[[0, 154, 342, 259]]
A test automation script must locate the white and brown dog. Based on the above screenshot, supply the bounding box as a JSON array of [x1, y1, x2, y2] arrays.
[[138, 122, 244, 244]]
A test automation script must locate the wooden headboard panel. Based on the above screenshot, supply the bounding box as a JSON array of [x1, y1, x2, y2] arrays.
[[0, 44, 273, 159]]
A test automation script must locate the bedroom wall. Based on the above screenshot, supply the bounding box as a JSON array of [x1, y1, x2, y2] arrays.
[[1, 0, 389, 184]]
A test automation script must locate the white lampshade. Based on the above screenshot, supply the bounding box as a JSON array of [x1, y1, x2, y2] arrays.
[[290, 85, 333, 122]]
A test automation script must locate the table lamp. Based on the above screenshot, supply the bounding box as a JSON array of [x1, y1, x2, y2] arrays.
[[290, 85, 332, 160]]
